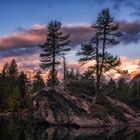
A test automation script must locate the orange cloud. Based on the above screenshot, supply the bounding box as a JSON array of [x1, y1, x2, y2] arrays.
[[0, 21, 140, 58], [0, 24, 92, 58], [120, 56, 140, 72], [0, 55, 139, 80], [0, 25, 46, 50]]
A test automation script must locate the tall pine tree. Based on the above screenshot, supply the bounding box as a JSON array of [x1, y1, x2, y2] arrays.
[[40, 20, 71, 88], [18, 71, 28, 108], [77, 9, 122, 101], [32, 71, 45, 92]]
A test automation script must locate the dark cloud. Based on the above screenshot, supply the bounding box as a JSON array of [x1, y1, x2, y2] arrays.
[[0, 27, 46, 51], [0, 20, 140, 58], [119, 21, 140, 44], [62, 26, 94, 46], [18, 62, 39, 71], [0, 24, 93, 58], [0, 47, 40, 58]]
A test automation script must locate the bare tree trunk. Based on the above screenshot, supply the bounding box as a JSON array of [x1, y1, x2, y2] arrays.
[[52, 36, 55, 89], [96, 36, 100, 94], [63, 55, 67, 91], [98, 26, 106, 92], [93, 35, 100, 104], [93, 26, 106, 104]]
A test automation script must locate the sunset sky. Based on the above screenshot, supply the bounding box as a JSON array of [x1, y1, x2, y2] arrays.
[[0, 0, 140, 78]]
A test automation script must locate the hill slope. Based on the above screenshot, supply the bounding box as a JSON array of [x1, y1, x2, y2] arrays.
[[32, 87, 140, 127]]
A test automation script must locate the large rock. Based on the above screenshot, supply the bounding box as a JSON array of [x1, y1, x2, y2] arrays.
[[32, 88, 140, 127]]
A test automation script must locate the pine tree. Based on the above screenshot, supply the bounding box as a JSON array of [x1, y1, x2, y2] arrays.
[[66, 67, 75, 80], [117, 77, 131, 102], [0, 60, 20, 110], [77, 8, 122, 100], [32, 71, 45, 92], [92, 8, 122, 86], [18, 71, 28, 108], [8, 59, 19, 93], [83, 67, 95, 80], [0, 63, 10, 109], [62, 54, 67, 91], [40, 20, 71, 88], [2, 62, 9, 77], [107, 78, 117, 97], [47, 70, 59, 87], [8, 59, 18, 78], [8, 59, 20, 111], [75, 69, 81, 80]]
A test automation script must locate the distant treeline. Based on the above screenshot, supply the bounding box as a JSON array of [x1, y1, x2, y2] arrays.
[[0, 59, 140, 112]]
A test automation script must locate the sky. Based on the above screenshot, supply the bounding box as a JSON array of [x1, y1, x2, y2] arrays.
[[0, 0, 140, 78]]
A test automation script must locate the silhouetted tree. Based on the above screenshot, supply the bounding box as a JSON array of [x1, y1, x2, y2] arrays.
[[77, 8, 122, 101], [116, 77, 131, 102], [61, 44, 71, 91], [92, 8, 122, 95], [8, 59, 18, 78], [0, 63, 10, 109], [40, 20, 70, 88], [75, 69, 81, 80], [0, 60, 21, 110], [62, 55, 67, 91], [66, 67, 75, 80], [32, 71, 45, 92], [105, 78, 117, 97], [7, 59, 18, 92], [47, 70, 59, 87], [18, 71, 28, 108]]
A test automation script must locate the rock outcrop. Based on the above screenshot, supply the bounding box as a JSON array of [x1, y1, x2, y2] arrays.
[[32, 87, 140, 127]]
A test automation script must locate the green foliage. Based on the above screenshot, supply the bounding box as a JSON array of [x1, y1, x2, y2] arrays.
[[18, 71, 28, 108], [32, 71, 45, 92], [66, 69, 96, 96], [67, 79, 95, 97], [0, 59, 29, 111], [77, 43, 96, 64], [103, 78, 117, 97], [77, 8, 122, 98], [130, 82, 140, 108], [113, 78, 131, 104], [0, 59, 19, 110], [66, 68, 75, 80], [7, 86, 20, 112], [8, 59, 18, 78], [18, 71, 27, 97], [47, 70, 59, 87], [39, 20, 71, 87]]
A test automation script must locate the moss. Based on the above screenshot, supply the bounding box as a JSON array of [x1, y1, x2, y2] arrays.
[[96, 95, 127, 122], [67, 80, 95, 97]]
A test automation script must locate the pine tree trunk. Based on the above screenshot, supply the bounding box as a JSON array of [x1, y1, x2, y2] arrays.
[[94, 26, 106, 104], [96, 36, 100, 96], [98, 25, 107, 91], [94, 35, 100, 104], [63, 55, 67, 91], [52, 36, 55, 89]]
